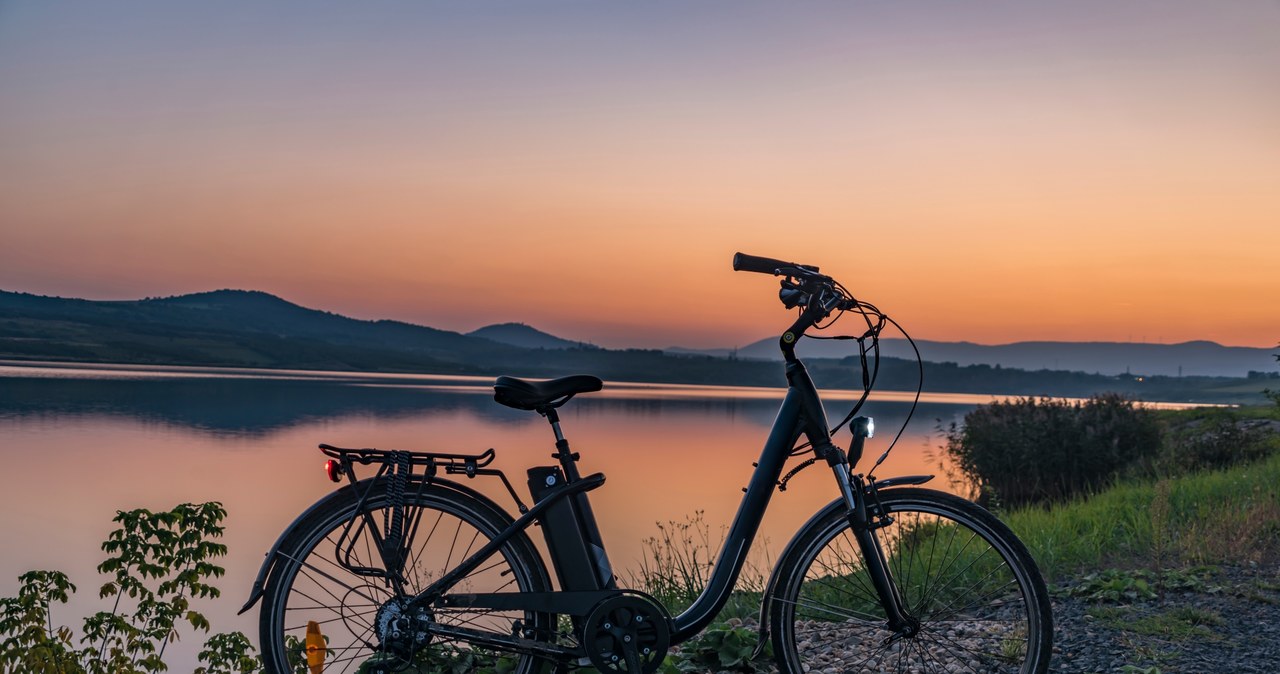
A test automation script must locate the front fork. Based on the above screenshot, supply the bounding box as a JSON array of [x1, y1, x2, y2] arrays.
[[830, 464, 917, 635]]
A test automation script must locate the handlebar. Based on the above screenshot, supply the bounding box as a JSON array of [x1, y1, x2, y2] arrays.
[[733, 251, 854, 312], [732, 252, 820, 277], [732, 252, 916, 471]]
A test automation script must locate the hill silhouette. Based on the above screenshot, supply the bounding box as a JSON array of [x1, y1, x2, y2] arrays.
[[0, 289, 513, 371], [671, 336, 1274, 378], [0, 289, 1271, 403], [468, 323, 596, 350]]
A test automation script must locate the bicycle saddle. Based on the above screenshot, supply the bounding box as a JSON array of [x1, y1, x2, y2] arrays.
[[493, 374, 603, 411]]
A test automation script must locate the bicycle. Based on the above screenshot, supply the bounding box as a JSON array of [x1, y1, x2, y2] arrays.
[[240, 253, 1053, 674]]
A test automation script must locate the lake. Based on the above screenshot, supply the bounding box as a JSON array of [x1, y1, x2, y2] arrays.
[[0, 360, 1199, 668]]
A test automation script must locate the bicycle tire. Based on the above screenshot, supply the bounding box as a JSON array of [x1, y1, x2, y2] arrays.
[[769, 487, 1052, 674], [259, 477, 554, 674]]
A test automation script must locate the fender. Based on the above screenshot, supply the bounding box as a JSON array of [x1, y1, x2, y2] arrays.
[[751, 474, 934, 657], [238, 475, 516, 615]]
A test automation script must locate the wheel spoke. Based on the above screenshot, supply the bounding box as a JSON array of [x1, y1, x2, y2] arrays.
[[260, 484, 553, 674], [772, 491, 1050, 674]]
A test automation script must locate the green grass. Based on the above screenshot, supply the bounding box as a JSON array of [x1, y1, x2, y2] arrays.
[[1004, 451, 1280, 581], [1087, 604, 1223, 641], [1155, 403, 1280, 424], [631, 432, 1280, 616]]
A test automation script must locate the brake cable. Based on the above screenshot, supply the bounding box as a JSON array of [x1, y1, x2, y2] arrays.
[[776, 291, 925, 489], [866, 314, 924, 478], [779, 306, 883, 490]]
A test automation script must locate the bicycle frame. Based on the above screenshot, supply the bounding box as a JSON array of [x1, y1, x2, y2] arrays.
[[405, 349, 925, 647], [245, 255, 1065, 674], [402, 384, 804, 637], [237, 366, 932, 670], [239, 267, 934, 663]]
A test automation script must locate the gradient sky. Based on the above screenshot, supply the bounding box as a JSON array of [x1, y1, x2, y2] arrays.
[[2, 1, 1277, 349]]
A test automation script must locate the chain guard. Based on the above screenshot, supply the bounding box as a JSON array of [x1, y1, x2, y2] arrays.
[[582, 592, 671, 674]]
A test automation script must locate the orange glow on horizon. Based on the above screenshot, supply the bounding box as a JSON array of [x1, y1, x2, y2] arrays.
[[0, 2, 1276, 349]]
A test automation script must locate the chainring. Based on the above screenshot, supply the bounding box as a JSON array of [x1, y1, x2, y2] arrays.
[[582, 592, 671, 674]]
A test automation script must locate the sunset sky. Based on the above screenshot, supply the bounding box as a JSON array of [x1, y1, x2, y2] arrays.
[[2, 1, 1276, 349]]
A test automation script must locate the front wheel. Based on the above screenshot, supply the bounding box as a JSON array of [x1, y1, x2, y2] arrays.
[[769, 488, 1052, 674]]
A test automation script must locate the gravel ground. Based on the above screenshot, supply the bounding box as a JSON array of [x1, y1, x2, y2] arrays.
[[681, 564, 1280, 673], [1051, 563, 1280, 674]]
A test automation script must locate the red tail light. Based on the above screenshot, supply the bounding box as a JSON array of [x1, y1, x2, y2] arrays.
[[324, 459, 345, 483]]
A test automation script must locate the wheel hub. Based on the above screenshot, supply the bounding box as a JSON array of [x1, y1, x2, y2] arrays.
[[375, 597, 433, 656]]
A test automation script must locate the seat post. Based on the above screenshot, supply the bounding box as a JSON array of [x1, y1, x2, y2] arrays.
[[540, 407, 583, 482], [543, 407, 567, 443]]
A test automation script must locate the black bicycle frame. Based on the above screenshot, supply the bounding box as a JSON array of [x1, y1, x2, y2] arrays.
[[407, 393, 807, 643], [408, 303, 917, 647]]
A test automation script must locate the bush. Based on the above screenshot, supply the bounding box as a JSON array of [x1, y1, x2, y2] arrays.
[[1152, 415, 1277, 475], [942, 394, 1161, 507], [0, 502, 260, 674]]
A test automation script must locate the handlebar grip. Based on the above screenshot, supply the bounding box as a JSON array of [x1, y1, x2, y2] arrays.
[[732, 252, 819, 275]]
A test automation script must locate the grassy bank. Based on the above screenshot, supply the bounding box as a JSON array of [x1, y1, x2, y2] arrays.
[[633, 406, 1280, 613], [1006, 450, 1280, 581]]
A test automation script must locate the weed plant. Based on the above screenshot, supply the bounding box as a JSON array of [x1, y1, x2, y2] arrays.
[[629, 512, 769, 622], [659, 623, 770, 674]]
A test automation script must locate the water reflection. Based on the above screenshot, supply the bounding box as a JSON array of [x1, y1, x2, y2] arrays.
[[0, 375, 524, 433], [0, 367, 970, 441]]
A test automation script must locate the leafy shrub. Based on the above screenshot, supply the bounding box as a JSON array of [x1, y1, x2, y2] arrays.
[[942, 394, 1161, 506], [1157, 417, 1275, 474], [661, 623, 770, 673], [195, 632, 261, 674], [0, 502, 260, 674], [1055, 567, 1220, 604]]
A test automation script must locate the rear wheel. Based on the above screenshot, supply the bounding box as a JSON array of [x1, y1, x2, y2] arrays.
[[259, 479, 553, 674], [770, 488, 1052, 673]]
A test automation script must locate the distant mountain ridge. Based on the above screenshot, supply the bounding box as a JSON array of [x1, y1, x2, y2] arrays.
[[467, 323, 597, 350], [1, 289, 1273, 403], [0, 288, 516, 370], [669, 336, 1274, 378], [0, 288, 797, 389]]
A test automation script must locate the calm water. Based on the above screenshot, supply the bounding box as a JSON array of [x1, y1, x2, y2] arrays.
[[0, 360, 1122, 668]]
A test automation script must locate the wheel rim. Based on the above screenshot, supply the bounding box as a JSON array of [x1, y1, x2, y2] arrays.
[[779, 498, 1045, 673], [263, 491, 546, 674]]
